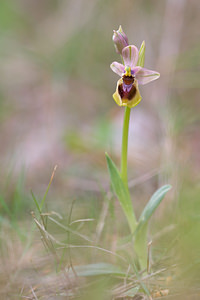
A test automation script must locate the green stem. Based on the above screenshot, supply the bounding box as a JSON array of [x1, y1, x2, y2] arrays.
[[120, 106, 146, 269], [121, 106, 131, 188], [120, 106, 137, 233]]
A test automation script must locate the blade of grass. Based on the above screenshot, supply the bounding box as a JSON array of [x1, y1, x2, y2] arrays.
[[31, 190, 41, 214], [40, 165, 57, 211], [48, 216, 93, 243], [0, 195, 12, 217]]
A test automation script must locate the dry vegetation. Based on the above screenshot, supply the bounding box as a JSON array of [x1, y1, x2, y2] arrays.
[[0, 0, 200, 299]]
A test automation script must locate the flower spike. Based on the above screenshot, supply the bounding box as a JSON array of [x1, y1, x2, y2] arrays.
[[111, 31, 160, 108]]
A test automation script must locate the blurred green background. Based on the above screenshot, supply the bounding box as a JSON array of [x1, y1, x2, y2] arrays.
[[0, 0, 200, 299]]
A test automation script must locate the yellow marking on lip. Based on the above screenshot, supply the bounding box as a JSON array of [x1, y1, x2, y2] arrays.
[[125, 66, 131, 76]]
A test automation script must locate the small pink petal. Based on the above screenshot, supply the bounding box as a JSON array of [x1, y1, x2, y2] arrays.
[[134, 67, 160, 85], [110, 62, 125, 77], [122, 45, 139, 68]]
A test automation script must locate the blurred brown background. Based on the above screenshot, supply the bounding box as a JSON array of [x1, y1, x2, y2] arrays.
[[0, 0, 199, 207], [0, 1, 200, 298]]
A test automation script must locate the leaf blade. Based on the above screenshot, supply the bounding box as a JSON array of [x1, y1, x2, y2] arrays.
[[106, 153, 137, 233], [138, 184, 172, 226], [134, 184, 172, 270]]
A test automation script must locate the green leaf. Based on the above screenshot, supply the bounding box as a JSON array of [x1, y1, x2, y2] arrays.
[[69, 263, 125, 277], [137, 41, 145, 68], [134, 223, 148, 270], [134, 184, 172, 270], [138, 184, 172, 229], [106, 153, 137, 233]]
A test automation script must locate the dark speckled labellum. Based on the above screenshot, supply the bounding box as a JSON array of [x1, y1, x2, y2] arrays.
[[113, 77, 142, 108], [118, 75, 137, 101]]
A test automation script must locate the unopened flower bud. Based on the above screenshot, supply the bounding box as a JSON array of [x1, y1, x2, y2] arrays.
[[112, 25, 129, 55]]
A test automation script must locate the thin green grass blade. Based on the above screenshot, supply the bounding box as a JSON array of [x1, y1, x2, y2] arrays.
[[131, 258, 151, 296], [0, 194, 25, 240], [122, 286, 139, 297], [105, 153, 137, 233], [0, 195, 12, 216], [68, 263, 125, 277], [31, 190, 41, 214], [48, 216, 93, 243], [31, 190, 47, 230], [40, 165, 57, 211]]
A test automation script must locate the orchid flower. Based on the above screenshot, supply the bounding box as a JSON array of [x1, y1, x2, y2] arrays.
[[106, 27, 170, 271], [110, 45, 160, 108]]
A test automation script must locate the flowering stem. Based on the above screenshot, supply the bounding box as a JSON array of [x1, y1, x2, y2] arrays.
[[121, 106, 131, 188]]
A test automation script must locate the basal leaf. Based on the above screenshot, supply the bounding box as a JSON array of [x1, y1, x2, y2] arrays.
[[106, 153, 137, 233], [134, 184, 172, 270], [138, 184, 172, 229]]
